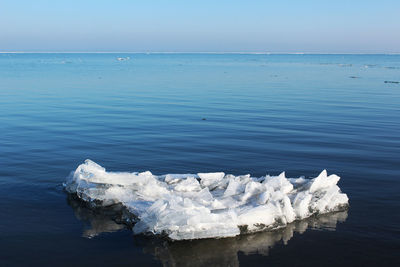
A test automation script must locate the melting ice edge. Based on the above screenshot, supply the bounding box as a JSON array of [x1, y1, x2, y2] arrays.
[[64, 159, 349, 240]]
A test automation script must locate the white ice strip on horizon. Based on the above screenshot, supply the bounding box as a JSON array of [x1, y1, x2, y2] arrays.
[[64, 159, 349, 240]]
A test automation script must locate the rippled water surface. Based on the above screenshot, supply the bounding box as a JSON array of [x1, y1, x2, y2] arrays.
[[1, 53, 399, 266]]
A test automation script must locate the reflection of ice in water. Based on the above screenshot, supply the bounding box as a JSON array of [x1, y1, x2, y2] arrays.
[[67, 195, 126, 238], [142, 211, 348, 267], [67, 195, 346, 266]]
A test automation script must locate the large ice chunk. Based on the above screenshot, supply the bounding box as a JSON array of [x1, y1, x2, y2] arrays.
[[64, 159, 349, 240]]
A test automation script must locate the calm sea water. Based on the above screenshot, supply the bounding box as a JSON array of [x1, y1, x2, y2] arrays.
[[0, 53, 399, 266]]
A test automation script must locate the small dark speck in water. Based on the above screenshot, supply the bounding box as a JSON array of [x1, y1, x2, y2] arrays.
[[384, 81, 399, 84]]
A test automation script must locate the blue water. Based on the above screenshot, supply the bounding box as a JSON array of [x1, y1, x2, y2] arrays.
[[0, 53, 399, 266]]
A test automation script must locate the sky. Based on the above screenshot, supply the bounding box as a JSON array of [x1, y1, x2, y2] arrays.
[[0, 0, 399, 53]]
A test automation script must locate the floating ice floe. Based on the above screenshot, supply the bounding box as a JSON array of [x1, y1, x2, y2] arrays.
[[116, 57, 130, 61], [64, 159, 349, 240]]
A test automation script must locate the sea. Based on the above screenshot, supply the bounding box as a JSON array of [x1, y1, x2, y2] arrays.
[[0, 53, 399, 266]]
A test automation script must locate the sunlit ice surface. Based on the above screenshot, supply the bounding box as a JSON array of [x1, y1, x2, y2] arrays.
[[64, 159, 348, 240]]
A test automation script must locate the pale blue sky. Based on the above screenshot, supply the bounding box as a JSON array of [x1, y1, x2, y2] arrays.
[[1, 0, 399, 52]]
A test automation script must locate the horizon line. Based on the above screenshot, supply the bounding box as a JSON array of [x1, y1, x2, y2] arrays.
[[1, 51, 400, 55]]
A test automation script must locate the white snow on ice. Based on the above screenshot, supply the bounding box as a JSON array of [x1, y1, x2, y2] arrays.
[[64, 159, 349, 240]]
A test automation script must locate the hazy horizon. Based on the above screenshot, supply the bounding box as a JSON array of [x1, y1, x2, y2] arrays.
[[1, 51, 400, 55], [1, 0, 399, 53]]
